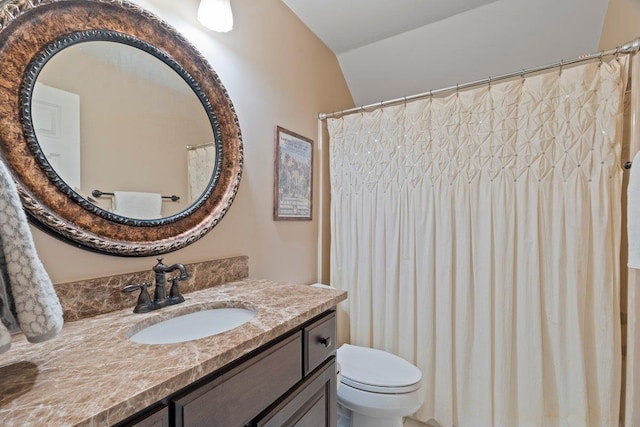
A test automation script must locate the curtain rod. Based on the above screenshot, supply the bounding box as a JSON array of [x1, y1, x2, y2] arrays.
[[318, 37, 640, 121]]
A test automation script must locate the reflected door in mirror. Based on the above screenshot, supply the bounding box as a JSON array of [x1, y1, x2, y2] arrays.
[[32, 83, 81, 191]]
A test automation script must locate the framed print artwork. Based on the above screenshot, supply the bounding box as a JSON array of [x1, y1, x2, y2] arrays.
[[273, 126, 313, 220]]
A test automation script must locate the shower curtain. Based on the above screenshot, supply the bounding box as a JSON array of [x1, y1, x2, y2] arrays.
[[328, 58, 628, 426], [187, 144, 215, 203]]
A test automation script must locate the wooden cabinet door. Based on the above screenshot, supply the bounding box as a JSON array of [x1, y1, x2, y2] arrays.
[[255, 358, 337, 427], [173, 332, 302, 427]]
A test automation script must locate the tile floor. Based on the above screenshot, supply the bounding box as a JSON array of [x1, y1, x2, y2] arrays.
[[338, 403, 433, 427]]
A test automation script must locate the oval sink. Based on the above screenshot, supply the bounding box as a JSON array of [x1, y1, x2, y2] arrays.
[[128, 308, 255, 345]]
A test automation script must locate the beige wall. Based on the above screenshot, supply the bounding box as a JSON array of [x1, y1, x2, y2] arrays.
[[599, 0, 640, 50], [32, 0, 354, 284]]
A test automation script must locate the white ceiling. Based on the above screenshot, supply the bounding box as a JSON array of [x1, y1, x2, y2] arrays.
[[283, 0, 612, 107], [281, 0, 499, 54]]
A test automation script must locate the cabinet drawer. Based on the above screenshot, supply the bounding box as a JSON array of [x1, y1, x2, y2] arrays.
[[303, 312, 336, 375], [118, 405, 169, 427], [173, 332, 302, 427]]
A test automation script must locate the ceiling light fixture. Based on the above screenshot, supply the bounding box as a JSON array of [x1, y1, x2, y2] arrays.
[[197, 0, 233, 32]]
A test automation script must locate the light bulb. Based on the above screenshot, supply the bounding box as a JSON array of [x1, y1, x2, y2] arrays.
[[197, 0, 233, 32]]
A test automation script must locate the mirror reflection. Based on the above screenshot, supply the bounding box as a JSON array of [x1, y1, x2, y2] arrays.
[[32, 41, 216, 220]]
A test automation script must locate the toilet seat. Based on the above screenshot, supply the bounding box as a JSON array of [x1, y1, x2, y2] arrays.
[[338, 344, 422, 394], [342, 376, 421, 394]]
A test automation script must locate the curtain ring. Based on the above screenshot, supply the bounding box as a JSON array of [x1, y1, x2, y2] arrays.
[[488, 76, 492, 90], [456, 83, 459, 94], [598, 51, 604, 67], [403, 96, 407, 106], [615, 47, 621, 61], [521, 70, 526, 83], [559, 59, 564, 75]]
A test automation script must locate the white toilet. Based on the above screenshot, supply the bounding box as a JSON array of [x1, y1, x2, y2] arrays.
[[336, 344, 424, 427]]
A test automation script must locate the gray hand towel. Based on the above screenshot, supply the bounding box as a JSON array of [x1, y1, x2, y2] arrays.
[[0, 160, 63, 353]]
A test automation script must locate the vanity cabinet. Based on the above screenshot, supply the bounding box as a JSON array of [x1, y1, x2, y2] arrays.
[[117, 310, 337, 427]]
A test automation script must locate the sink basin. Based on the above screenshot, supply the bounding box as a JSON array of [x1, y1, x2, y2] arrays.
[[128, 308, 255, 345]]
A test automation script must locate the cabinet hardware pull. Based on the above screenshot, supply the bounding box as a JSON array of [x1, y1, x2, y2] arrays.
[[319, 336, 331, 347]]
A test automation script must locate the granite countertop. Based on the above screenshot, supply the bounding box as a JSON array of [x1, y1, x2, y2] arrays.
[[0, 279, 347, 426]]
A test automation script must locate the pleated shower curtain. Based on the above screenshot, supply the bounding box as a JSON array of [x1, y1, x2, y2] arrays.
[[328, 58, 628, 427]]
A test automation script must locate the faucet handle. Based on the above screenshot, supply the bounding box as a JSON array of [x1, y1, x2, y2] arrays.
[[122, 282, 150, 293], [122, 282, 153, 313], [168, 276, 186, 303]]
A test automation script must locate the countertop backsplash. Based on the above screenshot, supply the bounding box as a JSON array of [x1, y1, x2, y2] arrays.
[[54, 256, 249, 322]]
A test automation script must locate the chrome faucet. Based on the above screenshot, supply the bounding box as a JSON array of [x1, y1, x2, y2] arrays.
[[122, 257, 189, 313]]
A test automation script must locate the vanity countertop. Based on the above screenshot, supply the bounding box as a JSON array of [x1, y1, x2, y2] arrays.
[[0, 279, 347, 426]]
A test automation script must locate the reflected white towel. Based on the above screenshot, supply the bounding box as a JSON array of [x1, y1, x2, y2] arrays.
[[629, 151, 640, 268], [0, 160, 63, 354], [113, 191, 162, 219]]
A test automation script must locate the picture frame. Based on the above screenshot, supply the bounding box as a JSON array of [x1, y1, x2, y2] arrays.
[[273, 126, 313, 220]]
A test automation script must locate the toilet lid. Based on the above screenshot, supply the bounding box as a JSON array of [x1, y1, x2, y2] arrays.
[[337, 344, 422, 394]]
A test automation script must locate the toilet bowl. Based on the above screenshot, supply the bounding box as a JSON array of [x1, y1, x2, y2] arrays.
[[337, 344, 424, 427]]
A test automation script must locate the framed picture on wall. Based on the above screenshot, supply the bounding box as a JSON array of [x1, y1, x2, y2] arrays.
[[273, 126, 313, 220]]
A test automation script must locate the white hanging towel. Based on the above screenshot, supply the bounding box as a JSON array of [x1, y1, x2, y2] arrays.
[[0, 160, 63, 354], [113, 191, 162, 219], [628, 151, 640, 268]]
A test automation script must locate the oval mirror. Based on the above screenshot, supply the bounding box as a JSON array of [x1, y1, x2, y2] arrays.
[[0, 0, 243, 256], [31, 38, 219, 221]]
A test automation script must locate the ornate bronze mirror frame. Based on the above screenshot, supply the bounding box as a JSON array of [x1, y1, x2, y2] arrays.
[[0, 0, 243, 256]]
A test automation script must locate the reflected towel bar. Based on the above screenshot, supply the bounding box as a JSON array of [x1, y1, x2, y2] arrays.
[[91, 190, 180, 202], [186, 142, 214, 151]]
